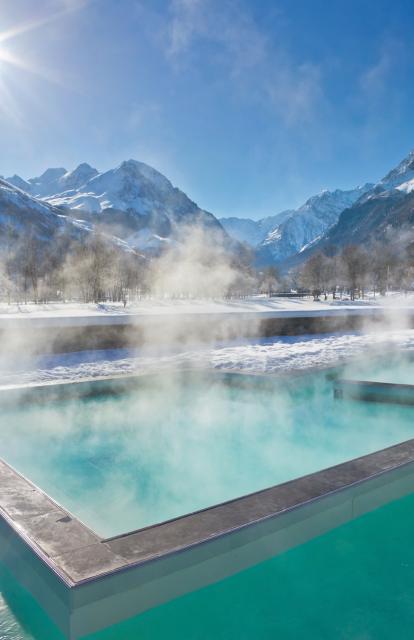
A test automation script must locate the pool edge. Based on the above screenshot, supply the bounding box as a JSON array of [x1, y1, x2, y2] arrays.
[[2, 439, 414, 637], [2, 371, 414, 637]]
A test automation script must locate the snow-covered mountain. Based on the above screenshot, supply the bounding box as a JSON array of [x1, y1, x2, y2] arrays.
[[221, 184, 373, 265], [8, 160, 227, 252], [256, 184, 373, 264], [0, 177, 146, 257], [287, 148, 414, 266], [220, 211, 294, 247], [5, 147, 414, 269], [379, 149, 414, 192], [0, 177, 86, 243], [7, 164, 99, 199]]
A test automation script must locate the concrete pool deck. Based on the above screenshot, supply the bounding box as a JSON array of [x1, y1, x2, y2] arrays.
[[2, 373, 414, 638]]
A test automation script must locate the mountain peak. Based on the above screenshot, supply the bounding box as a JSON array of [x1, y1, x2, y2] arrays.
[[27, 167, 68, 198], [118, 158, 161, 174], [118, 159, 149, 173], [5, 174, 31, 192], [115, 159, 173, 192], [61, 163, 98, 190], [72, 162, 96, 173], [380, 148, 414, 190], [119, 158, 140, 168], [30, 167, 67, 185]]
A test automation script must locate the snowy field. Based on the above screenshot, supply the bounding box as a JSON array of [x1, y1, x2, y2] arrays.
[[1, 294, 413, 388], [0, 293, 414, 328], [1, 329, 414, 389], [0, 296, 376, 318]]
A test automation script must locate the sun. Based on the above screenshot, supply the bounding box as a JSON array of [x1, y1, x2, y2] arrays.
[[0, 38, 41, 123], [0, 5, 87, 124], [0, 46, 14, 66], [0, 4, 85, 84], [0, 41, 31, 75], [0, 46, 9, 68]]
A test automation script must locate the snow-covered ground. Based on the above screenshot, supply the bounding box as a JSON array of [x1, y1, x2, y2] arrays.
[[0, 293, 414, 327], [0, 294, 413, 388], [1, 329, 414, 389]]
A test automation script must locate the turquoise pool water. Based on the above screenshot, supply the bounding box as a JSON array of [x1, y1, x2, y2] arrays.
[[2, 489, 414, 639], [1, 367, 414, 537], [345, 354, 414, 384]]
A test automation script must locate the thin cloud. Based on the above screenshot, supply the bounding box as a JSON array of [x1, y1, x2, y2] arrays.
[[359, 39, 403, 98], [265, 62, 324, 126], [165, 0, 266, 69], [164, 0, 324, 126], [167, 0, 205, 57]]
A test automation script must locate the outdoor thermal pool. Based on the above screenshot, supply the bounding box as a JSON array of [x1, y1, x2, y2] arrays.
[[2, 355, 414, 538], [3, 488, 414, 640]]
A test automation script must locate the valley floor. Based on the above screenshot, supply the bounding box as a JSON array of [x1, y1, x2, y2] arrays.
[[0, 292, 413, 326]]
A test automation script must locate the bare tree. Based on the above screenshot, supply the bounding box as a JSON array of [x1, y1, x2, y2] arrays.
[[299, 253, 327, 300], [258, 266, 280, 297], [340, 245, 369, 300]]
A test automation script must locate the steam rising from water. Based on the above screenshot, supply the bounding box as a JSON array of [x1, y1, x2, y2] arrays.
[[2, 364, 414, 537], [2, 228, 414, 542], [149, 226, 247, 298]]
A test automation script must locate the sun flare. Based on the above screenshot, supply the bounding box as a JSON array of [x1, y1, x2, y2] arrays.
[[0, 5, 82, 97], [0, 46, 16, 66], [0, 30, 42, 122]]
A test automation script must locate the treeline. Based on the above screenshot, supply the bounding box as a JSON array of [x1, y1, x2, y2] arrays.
[[1, 226, 413, 305], [294, 239, 414, 300], [0, 231, 145, 304], [0, 229, 268, 304]]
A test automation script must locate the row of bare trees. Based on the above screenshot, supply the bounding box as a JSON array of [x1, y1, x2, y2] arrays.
[[295, 240, 414, 300], [0, 228, 259, 304], [0, 231, 146, 305], [1, 226, 413, 305]]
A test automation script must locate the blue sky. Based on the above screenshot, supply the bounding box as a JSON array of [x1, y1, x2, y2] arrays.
[[0, 0, 413, 219]]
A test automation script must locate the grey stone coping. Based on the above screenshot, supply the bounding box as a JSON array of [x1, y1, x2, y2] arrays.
[[3, 436, 414, 588], [4, 366, 414, 640], [1, 368, 414, 593], [334, 378, 414, 405], [0, 365, 331, 401]]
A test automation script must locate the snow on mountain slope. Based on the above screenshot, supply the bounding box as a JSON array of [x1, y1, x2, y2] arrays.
[[222, 185, 373, 265], [241, 184, 373, 265], [0, 177, 77, 241], [7, 163, 99, 199], [399, 178, 414, 194], [219, 217, 265, 247], [58, 163, 99, 193], [0, 177, 62, 218], [379, 149, 414, 191], [285, 148, 414, 268], [4, 160, 233, 254], [28, 167, 67, 197], [323, 148, 414, 248], [220, 210, 293, 247], [0, 178, 135, 253], [21, 159, 228, 250], [45, 160, 175, 213], [8, 147, 413, 265], [5, 174, 32, 192]]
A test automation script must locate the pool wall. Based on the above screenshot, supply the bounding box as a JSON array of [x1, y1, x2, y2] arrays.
[[2, 434, 414, 638], [334, 379, 414, 405], [0, 307, 413, 354], [0, 463, 73, 637]]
